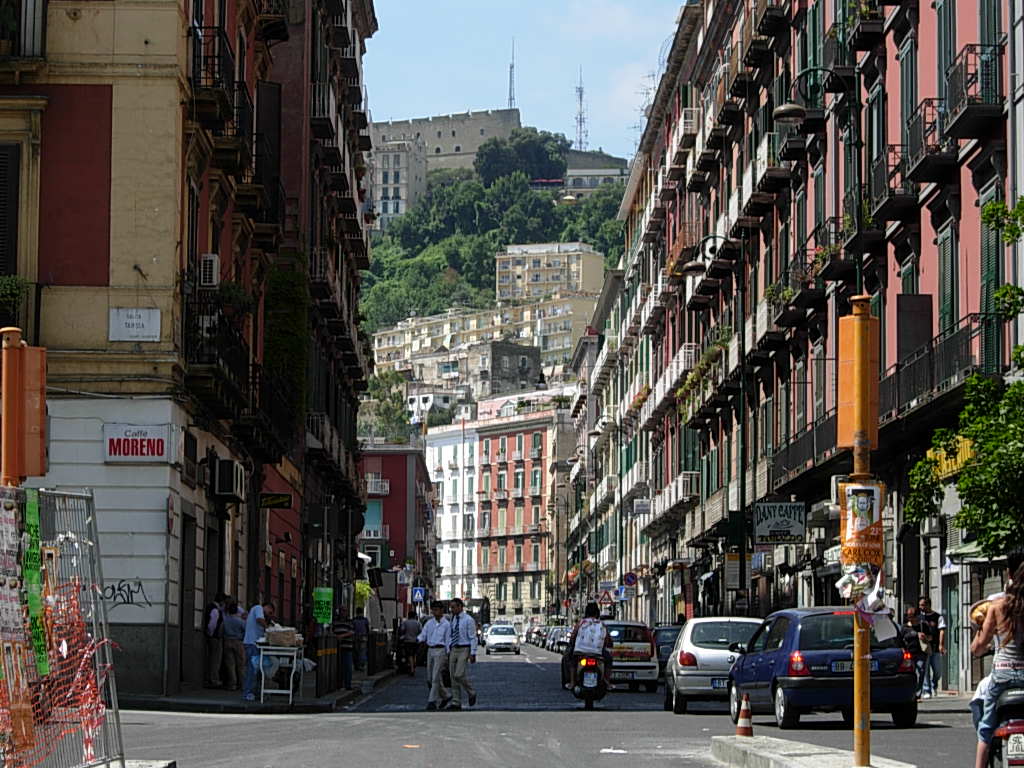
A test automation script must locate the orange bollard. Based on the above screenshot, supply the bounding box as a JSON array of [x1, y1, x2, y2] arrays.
[[736, 693, 754, 737]]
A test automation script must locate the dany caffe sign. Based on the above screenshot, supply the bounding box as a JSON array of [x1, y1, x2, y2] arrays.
[[754, 502, 806, 544], [103, 424, 173, 463]]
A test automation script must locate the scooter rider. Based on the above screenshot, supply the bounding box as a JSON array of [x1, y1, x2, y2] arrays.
[[562, 602, 613, 688]]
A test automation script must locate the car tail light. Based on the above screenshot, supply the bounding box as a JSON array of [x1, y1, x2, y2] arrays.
[[579, 657, 599, 668], [787, 651, 809, 676], [678, 651, 698, 667], [898, 650, 913, 673]]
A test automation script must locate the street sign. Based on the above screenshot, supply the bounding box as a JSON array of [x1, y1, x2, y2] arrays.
[[411, 586, 426, 603], [623, 571, 638, 588], [754, 502, 806, 544], [598, 590, 614, 606], [624, 586, 636, 600], [599, 580, 616, 592], [312, 587, 333, 624]]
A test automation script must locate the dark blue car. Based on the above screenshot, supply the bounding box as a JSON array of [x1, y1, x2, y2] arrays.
[[727, 607, 917, 729]]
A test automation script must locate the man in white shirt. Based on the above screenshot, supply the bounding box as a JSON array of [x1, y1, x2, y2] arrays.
[[242, 601, 274, 702], [417, 601, 452, 711], [447, 597, 478, 710]]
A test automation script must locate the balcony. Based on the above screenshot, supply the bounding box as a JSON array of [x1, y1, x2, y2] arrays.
[[189, 27, 235, 128], [848, 2, 884, 51], [728, 44, 755, 100], [530, 446, 542, 460], [785, 255, 827, 311], [687, 168, 710, 194], [184, 298, 251, 418], [306, 412, 342, 470], [643, 470, 700, 538], [366, 478, 390, 495], [357, 524, 390, 542], [717, 71, 743, 125], [512, 487, 525, 500], [776, 122, 806, 163], [496, 452, 508, 465], [945, 44, 1004, 140], [755, 0, 789, 37], [810, 217, 857, 283], [906, 99, 956, 183], [869, 145, 917, 223], [309, 246, 341, 315], [741, 11, 772, 71], [754, 300, 787, 356], [256, 0, 289, 42], [530, 484, 542, 497], [842, 186, 884, 252], [495, 490, 509, 502], [677, 107, 701, 151], [310, 81, 335, 140], [235, 364, 294, 463], [822, 27, 855, 94], [212, 81, 254, 177], [772, 411, 840, 490], [794, 73, 826, 134]]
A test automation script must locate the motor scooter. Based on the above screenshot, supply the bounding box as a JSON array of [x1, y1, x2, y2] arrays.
[[572, 654, 608, 710]]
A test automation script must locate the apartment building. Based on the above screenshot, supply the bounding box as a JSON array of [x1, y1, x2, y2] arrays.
[[564, 148, 630, 200], [2, 0, 375, 696], [371, 134, 427, 230], [495, 242, 605, 300], [424, 423, 480, 602], [373, 291, 599, 376], [574, 0, 1013, 694], [359, 443, 437, 611]]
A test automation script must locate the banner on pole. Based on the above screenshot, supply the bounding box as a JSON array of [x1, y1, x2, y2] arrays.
[[839, 481, 885, 566]]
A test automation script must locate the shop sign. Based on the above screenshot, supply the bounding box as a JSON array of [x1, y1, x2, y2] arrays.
[[109, 307, 161, 342], [313, 587, 333, 624], [632, 498, 650, 517], [754, 502, 806, 544], [103, 424, 172, 463]]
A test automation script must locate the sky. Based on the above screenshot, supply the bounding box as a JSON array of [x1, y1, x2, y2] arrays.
[[363, 0, 684, 162]]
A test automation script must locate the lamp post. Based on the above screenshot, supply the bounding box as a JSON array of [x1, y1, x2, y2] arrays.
[[775, 67, 873, 767], [680, 232, 749, 617]]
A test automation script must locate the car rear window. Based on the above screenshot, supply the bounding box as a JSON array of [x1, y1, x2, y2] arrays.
[[606, 624, 648, 643], [490, 626, 515, 635], [690, 622, 759, 649], [798, 612, 899, 650]]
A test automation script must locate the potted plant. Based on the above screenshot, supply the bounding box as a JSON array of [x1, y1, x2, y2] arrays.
[[0, 274, 28, 319], [0, 0, 17, 57]]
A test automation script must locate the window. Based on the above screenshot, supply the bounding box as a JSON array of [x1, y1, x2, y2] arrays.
[[794, 359, 807, 431], [765, 617, 790, 651], [512, 580, 521, 600], [451, 550, 457, 572], [900, 258, 919, 294], [867, 85, 886, 163], [451, 130, 456, 137], [381, 154, 389, 168], [497, 472, 506, 490], [435, 147, 441, 154], [394, 171, 400, 184], [530, 468, 541, 489], [499, 547, 506, 565], [466, 476, 474, 495], [813, 344, 826, 419], [392, 187, 400, 199], [482, 438, 490, 458], [481, 548, 489, 566], [382, 171, 389, 185], [532, 432, 542, 453], [938, 222, 957, 332], [483, 473, 491, 492], [437, 130, 442, 138], [502, 356, 510, 370], [514, 470, 524, 489], [981, 183, 1003, 370], [531, 543, 540, 563], [516, 433, 524, 452], [499, 436, 507, 454], [454, 145, 461, 152], [480, 127, 485, 135], [530, 579, 541, 600], [515, 544, 522, 564], [936, 0, 956, 100], [898, 38, 918, 147], [381, 201, 389, 214]]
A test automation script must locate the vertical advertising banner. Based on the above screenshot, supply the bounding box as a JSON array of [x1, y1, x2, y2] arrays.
[[839, 482, 886, 566]]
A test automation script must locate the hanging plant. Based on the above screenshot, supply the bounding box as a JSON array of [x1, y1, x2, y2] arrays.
[[0, 275, 29, 316], [354, 580, 373, 608]]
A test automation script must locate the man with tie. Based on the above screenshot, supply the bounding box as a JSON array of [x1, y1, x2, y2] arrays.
[[416, 600, 452, 711], [447, 597, 478, 710]]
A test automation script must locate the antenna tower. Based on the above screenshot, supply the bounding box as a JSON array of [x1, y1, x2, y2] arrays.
[[575, 67, 588, 151], [508, 39, 516, 109]]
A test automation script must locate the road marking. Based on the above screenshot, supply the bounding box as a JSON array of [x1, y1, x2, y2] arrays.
[[600, 748, 628, 754], [402, 745, 420, 749]]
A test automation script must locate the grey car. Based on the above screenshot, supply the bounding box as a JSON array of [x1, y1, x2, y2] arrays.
[[663, 617, 761, 714]]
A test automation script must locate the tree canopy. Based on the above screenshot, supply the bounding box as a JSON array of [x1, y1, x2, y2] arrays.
[[474, 127, 572, 187], [359, 369, 411, 443]]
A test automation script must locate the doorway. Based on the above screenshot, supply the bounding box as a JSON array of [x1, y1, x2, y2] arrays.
[[944, 575, 961, 692], [179, 513, 197, 683]]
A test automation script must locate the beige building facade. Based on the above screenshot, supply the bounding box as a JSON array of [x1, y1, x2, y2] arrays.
[[495, 242, 605, 301], [371, 108, 521, 171], [372, 135, 427, 229]]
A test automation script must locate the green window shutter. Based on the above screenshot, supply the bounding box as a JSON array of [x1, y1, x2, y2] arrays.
[[899, 39, 918, 147], [900, 261, 918, 294], [937, 224, 955, 332], [980, 184, 1002, 371]]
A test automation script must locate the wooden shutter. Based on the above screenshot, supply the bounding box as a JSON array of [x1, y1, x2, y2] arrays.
[[937, 223, 955, 333], [980, 184, 1002, 371], [0, 145, 20, 277]]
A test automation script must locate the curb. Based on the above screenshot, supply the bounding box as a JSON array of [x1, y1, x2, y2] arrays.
[[126, 762, 177, 768], [711, 735, 917, 768], [119, 668, 396, 715]]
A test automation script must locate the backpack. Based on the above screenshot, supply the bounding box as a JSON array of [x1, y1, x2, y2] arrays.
[[203, 602, 224, 638], [573, 618, 606, 656]]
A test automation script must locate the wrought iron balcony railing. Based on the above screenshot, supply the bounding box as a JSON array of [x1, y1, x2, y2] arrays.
[[945, 43, 1004, 140]]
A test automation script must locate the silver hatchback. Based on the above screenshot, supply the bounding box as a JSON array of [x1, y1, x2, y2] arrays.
[[663, 617, 761, 714]]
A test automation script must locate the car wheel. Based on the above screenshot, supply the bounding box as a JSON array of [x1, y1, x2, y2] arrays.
[[663, 682, 673, 711], [644, 682, 658, 694], [774, 685, 799, 729], [729, 682, 741, 724], [673, 687, 688, 715], [628, 682, 640, 692], [891, 702, 918, 728]]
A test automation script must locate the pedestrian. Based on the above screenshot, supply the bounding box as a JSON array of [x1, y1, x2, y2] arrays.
[[900, 606, 928, 699], [398, 609, 422, 676], [221, 601, 246, 691], [972, 560, 1024, 768], [417, 600, 452, 711], [447, 597, 478, 710], [352, 607, 371, 671], [333, 606, 355, 690], [242, 601, 274, 702], [203, 592, 227, 688], [918, 595, 946, 698]]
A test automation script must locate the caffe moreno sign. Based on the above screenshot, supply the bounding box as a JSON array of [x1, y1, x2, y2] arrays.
[[754, 502, 806, 544], [103, 424, 173, 464]]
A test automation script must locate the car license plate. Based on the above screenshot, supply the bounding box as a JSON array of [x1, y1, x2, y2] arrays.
[[583, 671, 599, 688], [612, 671, 635, 680], [831, 660, 879, 673], [1007, 733, 1024, 758], [711, 678, 728, 689]]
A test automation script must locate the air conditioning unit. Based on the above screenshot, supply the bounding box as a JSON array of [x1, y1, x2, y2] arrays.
[[199, 253, 220, 288], [214, 459, 247, 502]]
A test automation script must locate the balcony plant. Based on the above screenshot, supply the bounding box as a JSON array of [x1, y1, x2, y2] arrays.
[[764, 282, 794, 308], [0, 274, 29, 318]]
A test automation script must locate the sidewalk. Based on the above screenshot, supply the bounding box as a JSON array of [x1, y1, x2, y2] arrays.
[[118, 666, 395, 715], [918, 690, 972, 715]]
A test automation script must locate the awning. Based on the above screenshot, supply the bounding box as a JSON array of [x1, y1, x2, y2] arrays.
[[699, 571, 715, 583], [945, 540, 988, 563]]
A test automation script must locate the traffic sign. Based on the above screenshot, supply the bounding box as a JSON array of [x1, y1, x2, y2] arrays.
[[599, 580, 616, 592], [598, 590, 614, 606], [623, 571, 638, 588], [411, 586, 426, 603]]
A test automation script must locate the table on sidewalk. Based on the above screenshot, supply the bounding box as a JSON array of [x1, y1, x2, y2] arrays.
[[257, 645, 304, 705]]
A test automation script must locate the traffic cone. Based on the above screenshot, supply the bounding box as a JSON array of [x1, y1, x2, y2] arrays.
[[735, 693, 753, 737]]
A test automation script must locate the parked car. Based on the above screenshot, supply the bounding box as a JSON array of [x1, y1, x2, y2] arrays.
[[547, 626, 571, 653], [727, 607, 918, 729], [484, 624, 521, 655], [653, 625, 683, 678], [480, 623, 490, 646], [536, 626, 552, 647], [605, 621, 659, 692], [663, 617, 761, 714]]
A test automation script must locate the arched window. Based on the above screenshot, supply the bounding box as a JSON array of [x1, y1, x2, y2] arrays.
[[435, 147, 441, 153], [454, 145, 461, 152]]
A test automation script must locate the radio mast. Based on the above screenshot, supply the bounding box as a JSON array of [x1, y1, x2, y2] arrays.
[[575, 67, 588, 151]]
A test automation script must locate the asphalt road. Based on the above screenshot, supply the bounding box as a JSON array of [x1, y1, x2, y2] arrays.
[[122, 644, 977, 768]]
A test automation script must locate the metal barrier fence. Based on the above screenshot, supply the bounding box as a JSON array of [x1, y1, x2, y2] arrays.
[[0, 487, 124, 768]]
